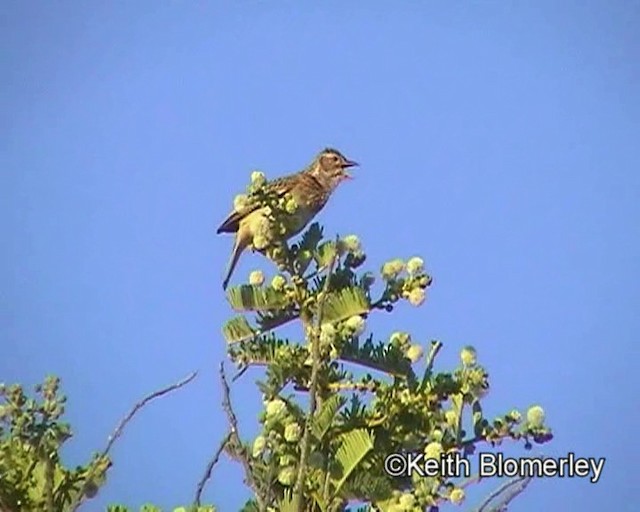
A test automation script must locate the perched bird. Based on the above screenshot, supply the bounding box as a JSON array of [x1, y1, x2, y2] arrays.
[[217, 148, 358, 289]]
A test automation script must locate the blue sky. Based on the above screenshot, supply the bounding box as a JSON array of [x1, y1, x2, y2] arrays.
[[1, 1, 638, 510]]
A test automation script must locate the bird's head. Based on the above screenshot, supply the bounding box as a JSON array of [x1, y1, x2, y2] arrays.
[[311, 148, 358, 187]]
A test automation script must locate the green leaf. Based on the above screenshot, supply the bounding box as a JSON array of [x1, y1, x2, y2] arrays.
[[300, 222, 323, 251], [239, 499, 260, 512], [343, 470, 393, 502], [140, 505, 162, 512], [331, 429, 375, 498], [473, 400, 484, 437], [315, 241, 337, 269], [276, 489, 297, 512], [321, 287, 370, 324], [373, 497, 399, 512], [173, 507, 216, 512], [226, 285, 288, 312], [222, 316, 256, 343], [452, 393, 463, 414], [312, 394, 347, 440], [256, 310, 299, 333]]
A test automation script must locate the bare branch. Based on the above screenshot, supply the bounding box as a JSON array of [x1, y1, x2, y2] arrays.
[[194, 432, 231, 506], [219, 362, 265, 510], [103, 371, 198, 457], [232, 365, 249, 382], [70, 370, 198, 512], [476, 475, 533, 512]]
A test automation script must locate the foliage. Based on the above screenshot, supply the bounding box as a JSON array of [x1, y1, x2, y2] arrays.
[[107, 506, 215, 512], [0, 377, 212, 512], [219, 173, 553, 511], [0, 170, 553, 511], [0, 376, 110, 511]]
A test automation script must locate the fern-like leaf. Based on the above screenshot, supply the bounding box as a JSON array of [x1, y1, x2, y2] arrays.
[[239, 500, 259, 512], [222, 316, 256, 343], [299, 222, 323, 252], [312, 394, 347, 440], [226, 285, 288, 312], [331, 429, 375, 499], [276, 489, 296, 512], [315, 240, 338, 269], [321, 287, 370, 325], [343, 470, 393, 503]]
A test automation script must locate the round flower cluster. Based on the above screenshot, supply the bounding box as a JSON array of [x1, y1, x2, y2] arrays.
[[271, 274, 287, 291], [284, 422, 302, 442], [424, 441, 443, 460], [265, 398, 286, 418], [277, 466, 296, 486], [233, 193, 249, 212], [404, 344, 423, 363], [390, 331, 411, 348], [344, 315, 366, 336], [341, 234, 361, 253], [460, 346, 477, 367], [338, 234, 366, 268], [251, 171, 267, 188], [252, 435, 266, 458], [406, 256, 424, 275], [249, 270, 265, 286], [381, 256, 431, 309], [381, 258, 405, 280], [527, 405, 545, 428], [319, 323, 337, 346], [252, 215, 274, 250], [449, 487, 465, 505]]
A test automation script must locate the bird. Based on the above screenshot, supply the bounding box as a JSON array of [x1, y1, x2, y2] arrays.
[[217, 148, 358, 290]]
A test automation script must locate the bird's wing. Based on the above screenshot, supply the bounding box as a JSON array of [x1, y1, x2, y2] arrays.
[[216, 174, 298, 234]]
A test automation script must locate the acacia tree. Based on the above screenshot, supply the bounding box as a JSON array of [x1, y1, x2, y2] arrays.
[[206, 172, 553, 511], [0, 172, 552, 512]]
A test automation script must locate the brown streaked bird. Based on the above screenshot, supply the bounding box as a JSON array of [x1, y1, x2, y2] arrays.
[[217, 148, 358, 289]]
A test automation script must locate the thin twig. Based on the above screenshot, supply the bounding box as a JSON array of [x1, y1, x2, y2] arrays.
[[103, 371, 198, 457], [292, 250, 339, 511], [232, 365, 249, 382], [194, 432, 232, 505], [476, 475, 533, 512], [70, 371, 198, 511], [219, 362, 265, 510]]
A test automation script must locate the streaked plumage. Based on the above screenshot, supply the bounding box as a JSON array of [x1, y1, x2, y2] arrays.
[[217, 148, 358, 289]]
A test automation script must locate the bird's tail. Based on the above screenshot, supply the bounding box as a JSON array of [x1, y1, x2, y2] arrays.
[[222, 236, 249, 290]]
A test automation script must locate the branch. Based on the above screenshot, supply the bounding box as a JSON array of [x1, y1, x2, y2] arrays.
[[219, 362, 266, 510], [293, 249, 339, 511], [476, 475, 533, 512], [103, 371, 198, 457], [194, 432, 231, 505], [70, 371, 198, 511]]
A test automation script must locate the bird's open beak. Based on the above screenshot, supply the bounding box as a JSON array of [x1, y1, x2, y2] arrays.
[[341, 159, 358, 179]]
